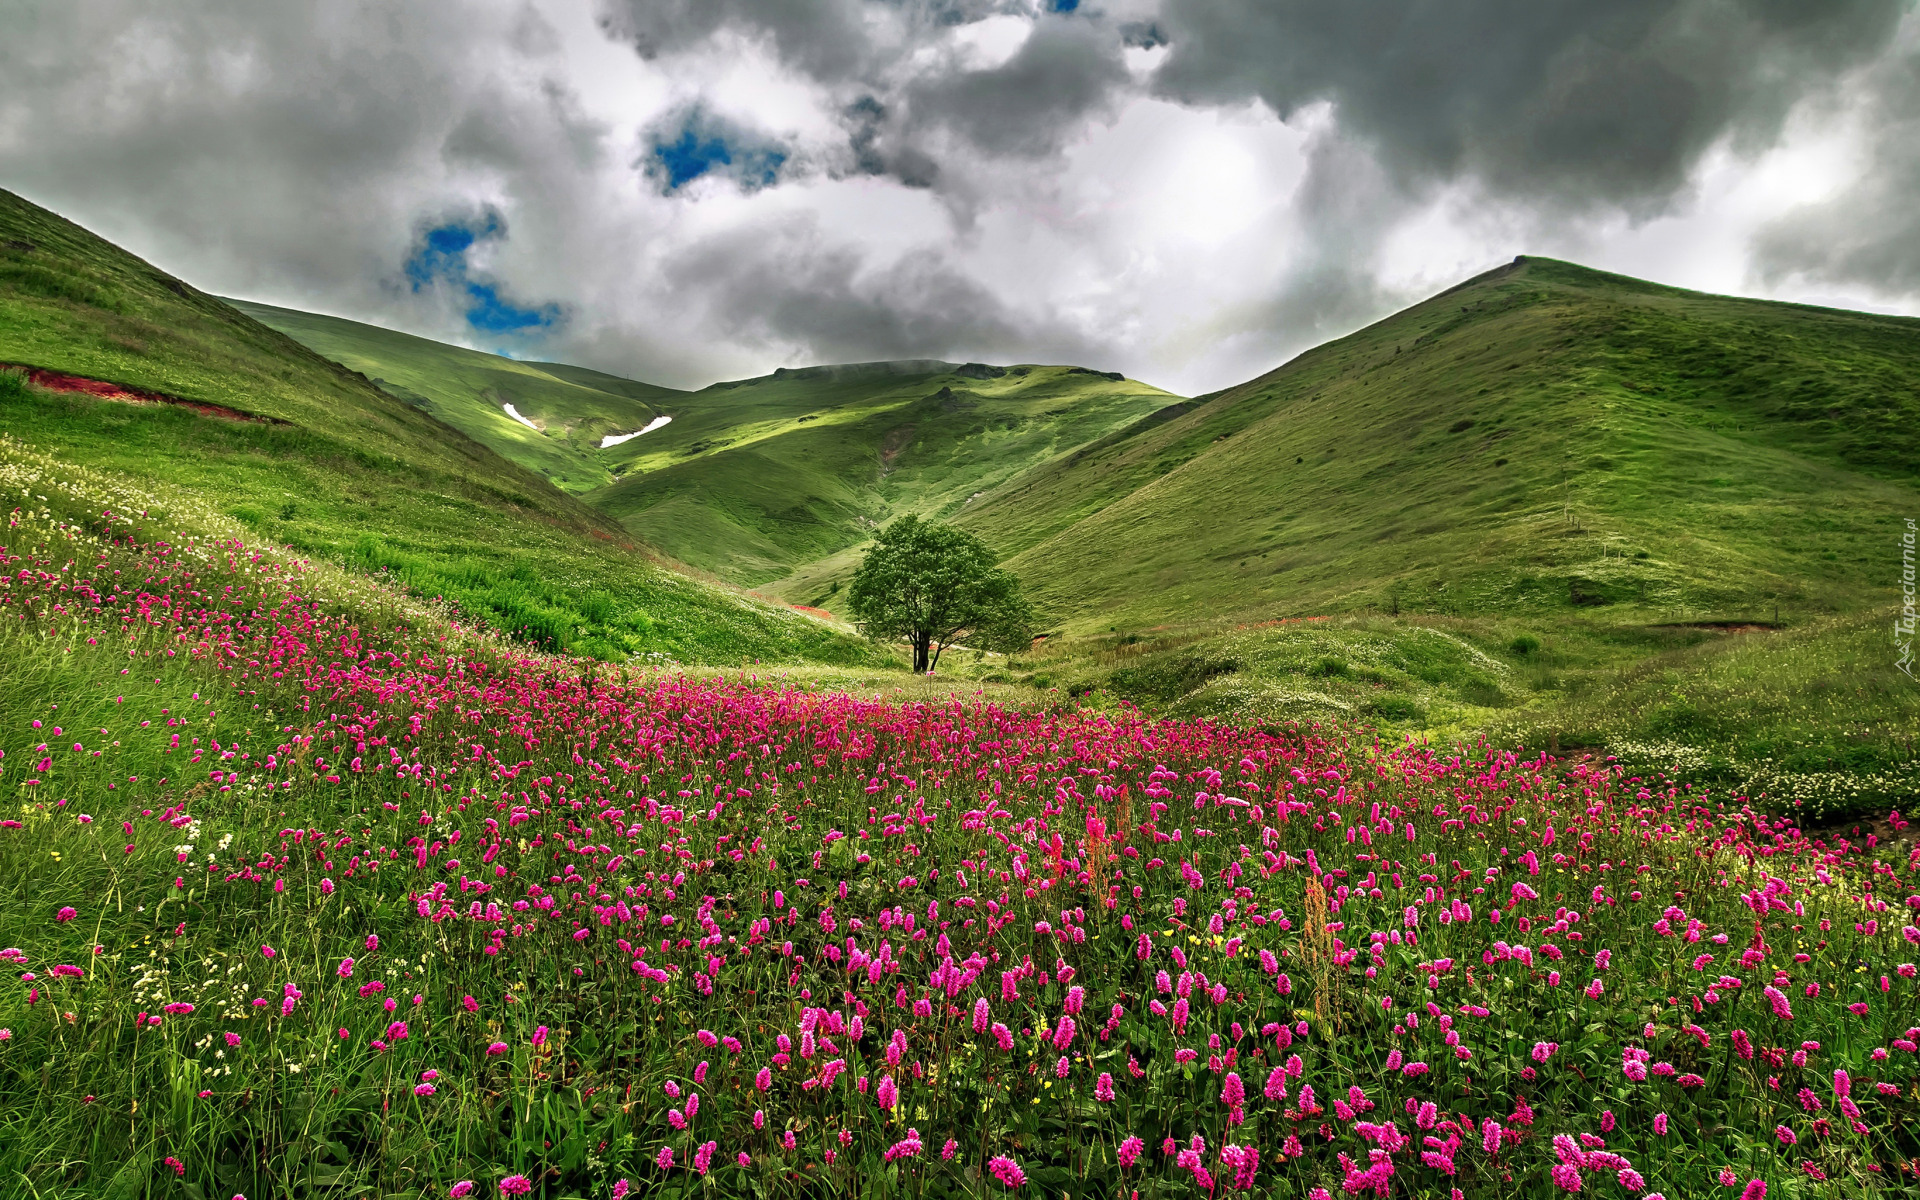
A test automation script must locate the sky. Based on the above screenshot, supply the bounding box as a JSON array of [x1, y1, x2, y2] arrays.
[[3, 0, 1918, 396]]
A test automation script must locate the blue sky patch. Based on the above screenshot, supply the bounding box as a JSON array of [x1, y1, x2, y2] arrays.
[[654, 129, 736, 190], [464, 282, 558, 332], [402, 213, 561, 340], [645, 106, 789, 194]]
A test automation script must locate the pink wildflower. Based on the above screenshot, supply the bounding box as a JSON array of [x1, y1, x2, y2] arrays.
[[1221, 1072, 1245, 1107]]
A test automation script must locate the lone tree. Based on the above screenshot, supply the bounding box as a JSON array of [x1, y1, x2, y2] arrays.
[[846, 515, 1033, 674]]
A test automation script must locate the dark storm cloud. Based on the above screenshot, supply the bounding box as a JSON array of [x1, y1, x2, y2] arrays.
[[599, 0, 1013, 74], [598, 0, 1910, 216], [1150, 0, 1909, 211], [902, 17, 1131, 158], [596, 0, 1133, 187], [592, 0, 1918, 384], [1754, 37, 1920, 294], [596, 0, 887, 90], [841, 96, 943, 187]]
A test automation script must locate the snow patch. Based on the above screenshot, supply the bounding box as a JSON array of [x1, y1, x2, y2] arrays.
[[502, 402, 541, 432], [601, 415, 673, 448]]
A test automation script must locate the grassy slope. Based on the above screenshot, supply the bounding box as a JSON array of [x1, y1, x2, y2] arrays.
[[224, 305, 1181, 592], [227, 298, 685, 494], [0, 188, 874, 666], [587, 362, 1178, 589], [959, 256, 1920, 633], [951, 609, 1915, 821], [922, 258, 1920, 817], [8, 190, 1911, 814]]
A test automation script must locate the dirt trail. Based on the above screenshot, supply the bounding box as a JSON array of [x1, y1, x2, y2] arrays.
[[5, 362, 286, 425], [1648, 621, 1780, 634]]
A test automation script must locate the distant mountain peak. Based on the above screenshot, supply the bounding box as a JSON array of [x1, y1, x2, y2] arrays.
[[759, 360, 960, 384]]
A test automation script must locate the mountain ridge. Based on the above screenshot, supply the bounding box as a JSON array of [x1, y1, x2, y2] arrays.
[[0, 187, 873, 666], [945, 254, 1919, 632]]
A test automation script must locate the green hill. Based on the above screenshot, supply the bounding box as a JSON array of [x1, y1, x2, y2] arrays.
[[0, 188, 872, 666], [230, 304, 1182, 591], [4, 187, 1916, 817], [909, 257, 1919, 818], [585, 361, 1178, 587], [228, 299, 686, 493], [955, 255, 1920, 633]]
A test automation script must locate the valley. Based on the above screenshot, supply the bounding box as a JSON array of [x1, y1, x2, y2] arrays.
[[5, 188, 1917, 819]]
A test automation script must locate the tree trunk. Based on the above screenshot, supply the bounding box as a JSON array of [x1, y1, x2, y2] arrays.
[[912, 635, 930, 674]]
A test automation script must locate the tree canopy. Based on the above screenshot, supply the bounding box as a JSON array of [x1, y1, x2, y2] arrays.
[[845, 515, 1033, 673]]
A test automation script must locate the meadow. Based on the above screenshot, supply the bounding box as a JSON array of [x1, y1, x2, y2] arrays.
[[3, 402, 1917, 1200], [981, 612, 1920, 827], [18, 182, 1914, 822]]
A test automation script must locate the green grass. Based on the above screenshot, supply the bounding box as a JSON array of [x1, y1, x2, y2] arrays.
[[924, 610, 1918, 822], [8, 187, 1918, 818], [3, 462, 1915, 1197], [238, 304, 1182, 593], [1488, 612, 1920, 821], [841, 257, 1916, 818], [0, 189, 879, 669], [587, 362, 1178, 589], [228, 299, 684, 494], [954, 256, 1920, 634]]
